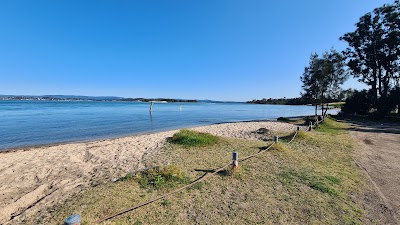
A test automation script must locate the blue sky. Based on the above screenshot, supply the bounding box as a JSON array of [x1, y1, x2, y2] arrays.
[[0, 0, 393, 101]]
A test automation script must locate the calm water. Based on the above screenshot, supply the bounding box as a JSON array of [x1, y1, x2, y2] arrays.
[[0, 101, 325, 150]]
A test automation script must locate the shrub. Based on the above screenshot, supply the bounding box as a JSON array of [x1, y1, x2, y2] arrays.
[[277, 117, 291, 122], [342, 89, 375, 115]]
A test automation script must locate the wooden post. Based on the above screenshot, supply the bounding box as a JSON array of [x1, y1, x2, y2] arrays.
[[309, 121, 313, 131], [297, 126, 300, 131], [232, 151, 238, 168], [149, 102, 153, 112], [274, 136, 279, 143]]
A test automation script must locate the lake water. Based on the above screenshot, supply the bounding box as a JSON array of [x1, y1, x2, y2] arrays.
[[0, 101, 327, 150]]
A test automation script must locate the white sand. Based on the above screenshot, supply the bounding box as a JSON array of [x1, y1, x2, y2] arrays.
[[0, 121, 297, 224]]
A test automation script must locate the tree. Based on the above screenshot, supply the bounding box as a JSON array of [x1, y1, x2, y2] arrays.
[[320, 49, 348, 116], [340, 0, 400, 115], [301, 53, 322, 117], [300, 50, 347, 117]]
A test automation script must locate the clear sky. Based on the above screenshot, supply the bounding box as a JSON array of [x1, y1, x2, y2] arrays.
[[0, 0, 394, 101]]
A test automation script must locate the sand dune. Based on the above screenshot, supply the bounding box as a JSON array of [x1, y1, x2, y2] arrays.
[[0, 121, 296, 224]]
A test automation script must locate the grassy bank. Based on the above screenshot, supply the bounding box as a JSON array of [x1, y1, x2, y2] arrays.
[[34, 118, 367, 224]]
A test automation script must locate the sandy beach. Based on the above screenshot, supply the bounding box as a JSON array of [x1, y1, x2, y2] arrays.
[[0, 121, 297, 224]]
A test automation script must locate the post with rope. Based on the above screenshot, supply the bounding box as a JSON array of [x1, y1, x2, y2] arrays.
[[274, 136, 279, 143], [232, 151, 238, 169]]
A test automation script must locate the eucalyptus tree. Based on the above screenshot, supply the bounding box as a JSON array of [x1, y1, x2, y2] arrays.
[[340, 0, 400, 114], [301, 50, 347, 117], [301, 53, 322, 117]]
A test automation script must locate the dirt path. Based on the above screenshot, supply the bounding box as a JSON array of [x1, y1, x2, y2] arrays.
[[347, 119, 400, 225]]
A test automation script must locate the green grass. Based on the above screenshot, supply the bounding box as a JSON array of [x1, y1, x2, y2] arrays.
[[169, 129, 219, 147], [32, 121, 368, 225], [277, 170, 340, 196], [314, 116, 347, 135], [328, 102, 345, 109], [277, 117, 292, 122]]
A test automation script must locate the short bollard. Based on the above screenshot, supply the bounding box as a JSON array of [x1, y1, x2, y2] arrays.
[[232, 151, 238, 168], [64, 214, 80, 225], [309, 121, 313, 131], [297, 126, 300, 131], [274, 136, 279, 143]]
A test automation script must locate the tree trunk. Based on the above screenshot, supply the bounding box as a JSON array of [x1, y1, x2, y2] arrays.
[[315, 98, 318, 118], [320, 92, 325, 117], [372, 68, 378, 103], [378, 67, 382, 96]]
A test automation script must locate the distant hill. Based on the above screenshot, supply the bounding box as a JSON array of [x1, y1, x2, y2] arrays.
[[41, 95, 124, 101], [0, 95, 197, 102], [0, 95, 245, 103], [0, 95, 124, 101]]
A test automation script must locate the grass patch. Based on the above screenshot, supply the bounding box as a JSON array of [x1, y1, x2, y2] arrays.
[[34, 120, 368, 225], [169, 129, 219, 147], [296, 130, 308, 139], [277, 117, 292, 122], [329, 102, 345, 108], [135, 165, 189, 190], [315, 116, 347, 135], [277, 170, 341, 196]]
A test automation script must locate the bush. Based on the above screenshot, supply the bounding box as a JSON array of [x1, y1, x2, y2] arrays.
[[170, 129, 219, 147], [277, 117, 291, 122], [342, 89, 375, 115]]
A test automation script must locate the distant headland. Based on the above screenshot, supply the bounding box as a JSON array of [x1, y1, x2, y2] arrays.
[[0, 95, 198, 102]]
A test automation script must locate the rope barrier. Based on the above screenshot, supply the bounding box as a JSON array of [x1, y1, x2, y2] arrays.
[[96, 142, 275, 224], [95, 118, 326, 223], [96, 162, 232, 223], [288, 130, 298, 144]]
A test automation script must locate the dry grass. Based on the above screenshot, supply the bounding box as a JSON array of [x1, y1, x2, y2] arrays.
[[32, 118, 367, 225]]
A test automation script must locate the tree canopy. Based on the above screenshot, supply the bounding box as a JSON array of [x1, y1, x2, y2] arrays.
[[340, 0, 400, 114], [301, 49, 347, 116]]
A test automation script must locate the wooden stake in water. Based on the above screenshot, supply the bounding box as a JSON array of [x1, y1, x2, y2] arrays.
[[149, 102, 153, 112]]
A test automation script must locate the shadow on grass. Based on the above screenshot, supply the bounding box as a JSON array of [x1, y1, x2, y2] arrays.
[[333, 115, 400, 135], [194, 168, 230, 177]]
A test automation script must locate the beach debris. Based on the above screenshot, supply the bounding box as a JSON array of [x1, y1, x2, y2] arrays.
[[64, 214, 80, 225]]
